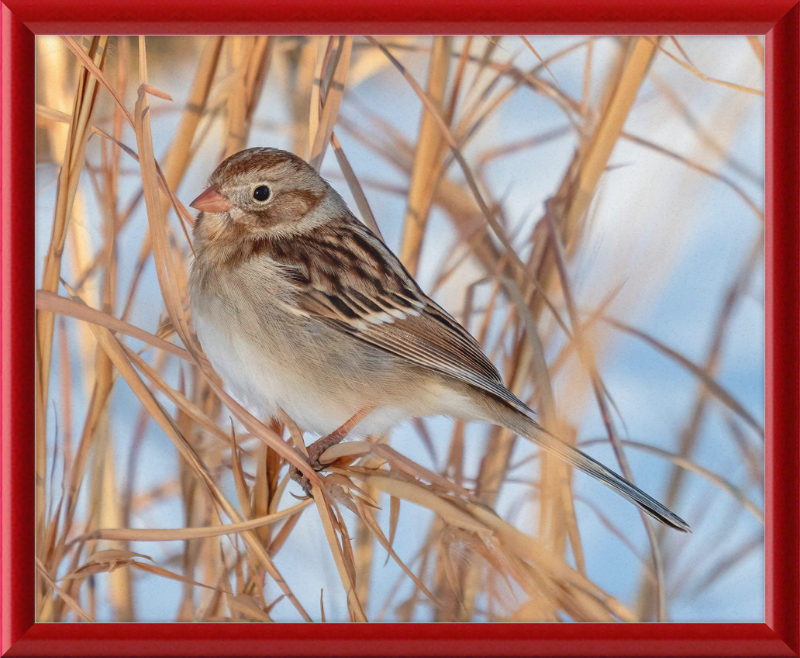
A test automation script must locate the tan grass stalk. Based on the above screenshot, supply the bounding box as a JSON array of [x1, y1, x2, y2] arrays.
[[541, 199, 669, 620], [130, 37, 313, 620], [309, 36, 353, 171], [162, 36, 224, 198], [35, 103, 72, 125], [562, 37, 658, 244], [336, 38, 676, 616], [647, 74, 763, 186], [121, 345, 230, 445], [36, 558, 94, 622], [224, 36, 272, 157], [307, 37, 327, 161], [279, 414, 367, 621], [519, 36, 559, 86], [603, 316, 763, 436], [582, 439, 764, 525], [581, 37, 594, 118], [399, 36, 452, 275], [35, 290, 202, 365], [330, 132, 383, 240], [36, 37, 108, 591], [351, 496, 443, 611], [324, 438, 628, 621], [746, 36, 765, 67], [75, 500, 312, 543], [647, 37, 764, 96], [509, 38, 660, 608], [67, 274, 308, 618], [366, 36, 562, 305], [36, 34, 762, 623], [620, 131, 764, 222], [634, 236, 764, 619]]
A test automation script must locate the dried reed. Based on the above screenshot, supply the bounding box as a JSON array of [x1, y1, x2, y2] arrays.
[[34, 34, 765, 623]]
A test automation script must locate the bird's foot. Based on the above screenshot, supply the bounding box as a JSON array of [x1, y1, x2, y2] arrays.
[[289, 466, 313, 499], [288, 407, 374, 498]]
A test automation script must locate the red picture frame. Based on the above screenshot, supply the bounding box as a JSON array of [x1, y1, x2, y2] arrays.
[[2, 1, 798, 656]]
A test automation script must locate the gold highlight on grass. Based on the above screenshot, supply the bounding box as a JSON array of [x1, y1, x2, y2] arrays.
[[34, 34, 764, 623]]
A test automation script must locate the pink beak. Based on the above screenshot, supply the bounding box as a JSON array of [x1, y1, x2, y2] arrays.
[[190, 186, 232, 213]]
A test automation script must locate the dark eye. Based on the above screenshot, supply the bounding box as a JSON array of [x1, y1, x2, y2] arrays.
[[252, 185, 271, 202]]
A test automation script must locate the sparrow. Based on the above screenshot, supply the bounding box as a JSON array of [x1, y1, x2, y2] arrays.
[[188, 147, 689, 532]]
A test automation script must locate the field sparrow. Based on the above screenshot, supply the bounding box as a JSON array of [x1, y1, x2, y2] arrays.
[[188, 147, 689, 532]]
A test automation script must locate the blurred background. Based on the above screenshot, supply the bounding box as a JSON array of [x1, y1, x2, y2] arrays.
[[35, 35, 764, 623]]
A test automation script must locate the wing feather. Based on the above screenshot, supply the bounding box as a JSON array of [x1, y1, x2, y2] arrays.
[[266, 218, 526, 410]]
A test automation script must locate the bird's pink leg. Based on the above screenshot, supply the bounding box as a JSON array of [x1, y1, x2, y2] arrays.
[[306, 406, 373, 469], [289, 407, 373, 497]]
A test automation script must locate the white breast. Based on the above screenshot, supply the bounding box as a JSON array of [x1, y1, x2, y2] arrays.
[[189, 259, 413, 438], [189, 256, 481, 440]]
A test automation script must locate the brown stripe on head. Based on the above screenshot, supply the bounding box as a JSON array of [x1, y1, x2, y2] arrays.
[[209, 147, 311, 187]]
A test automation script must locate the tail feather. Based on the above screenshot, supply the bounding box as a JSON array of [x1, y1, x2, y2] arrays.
[[493, 403, 690, 532]]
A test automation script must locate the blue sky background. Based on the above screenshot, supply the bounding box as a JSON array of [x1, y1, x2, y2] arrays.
[[36, 35, 765, 623]]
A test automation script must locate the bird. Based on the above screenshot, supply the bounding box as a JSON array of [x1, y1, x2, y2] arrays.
[[188, 146, 689, 532]]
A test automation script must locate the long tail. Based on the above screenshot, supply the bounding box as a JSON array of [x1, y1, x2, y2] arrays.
[[491, 402, 690, 532]]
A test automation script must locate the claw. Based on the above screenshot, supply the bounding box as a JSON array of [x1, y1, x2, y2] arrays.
[[289, 465, 314, 498], [286, 408, 373, 500], [307, 452, 324, 472]]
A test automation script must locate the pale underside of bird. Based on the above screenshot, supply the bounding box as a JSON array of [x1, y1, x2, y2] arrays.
[[188, 146, 690, 533]]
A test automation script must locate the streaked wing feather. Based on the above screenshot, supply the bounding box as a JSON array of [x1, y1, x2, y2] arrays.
[[267, 218, 525, 410], [327, 308, 526, 410]]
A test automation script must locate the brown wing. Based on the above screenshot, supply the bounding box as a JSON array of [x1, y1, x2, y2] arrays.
[[267, 218, 525, 410]]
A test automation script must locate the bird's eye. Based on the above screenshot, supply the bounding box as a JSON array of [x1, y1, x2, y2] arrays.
[[252, 185, 271, 203]]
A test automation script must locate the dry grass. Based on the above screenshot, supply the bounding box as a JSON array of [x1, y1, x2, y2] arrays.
[[34, 35, 764, 623]]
